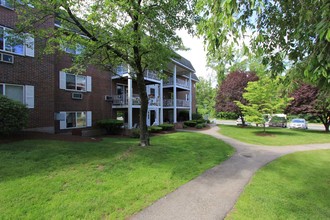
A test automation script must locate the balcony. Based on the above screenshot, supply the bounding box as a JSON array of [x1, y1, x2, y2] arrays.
[[114, 66, 160, 81], [163, 77, 190, 89], [112, 94, 160, 106], [163, 99, 190, 107]]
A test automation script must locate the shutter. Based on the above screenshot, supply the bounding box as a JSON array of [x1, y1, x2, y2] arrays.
[[25, 85, 34, 108], [59, 112, 67, 129], [25, 35, 35, 57], [87, 111, 92, 127], [86, 76, 92, 92], [59, 71, 66, 89]]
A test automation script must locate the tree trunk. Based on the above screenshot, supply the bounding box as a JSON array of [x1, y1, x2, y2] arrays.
[[136, 71, 150, 146]]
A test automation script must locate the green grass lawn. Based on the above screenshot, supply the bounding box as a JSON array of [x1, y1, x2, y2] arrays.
[[0, 132, 234, 219], [226, 150, 330, 220], [219, 125, 330, 146]]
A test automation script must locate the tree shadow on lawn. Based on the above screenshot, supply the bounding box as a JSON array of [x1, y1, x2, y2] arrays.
[[252, 130, 301, 137], [0, 138, 135, 183]]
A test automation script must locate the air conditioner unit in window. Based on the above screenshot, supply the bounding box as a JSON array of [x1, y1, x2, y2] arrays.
[[104, 95, 113, 102], [0, 53, 14, 64], [72, 92, 83, 100]]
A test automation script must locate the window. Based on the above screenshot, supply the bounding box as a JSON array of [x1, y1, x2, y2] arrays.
[[0, 0, 13, 9], [116, 64, 128, 75], [0, 26, 34, 57], [0, 83, 34, 108], [59, 111, 92, 129], [59, 71, 92, 92]]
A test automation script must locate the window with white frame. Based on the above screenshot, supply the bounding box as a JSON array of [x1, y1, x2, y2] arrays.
[[59, 71, 92, 92], [0, 26, 34, 57], [0, 83, 34, 108], [59, 111, 92, 129], [0, 0, 13, 9]]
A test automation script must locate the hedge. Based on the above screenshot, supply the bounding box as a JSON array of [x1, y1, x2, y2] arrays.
[[159, 123, 174, 131], [0, 95, 29, 136], [97, 119, 123, 134]]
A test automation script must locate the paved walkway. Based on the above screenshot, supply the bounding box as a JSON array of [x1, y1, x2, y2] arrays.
[[131, 125, 330, 220]]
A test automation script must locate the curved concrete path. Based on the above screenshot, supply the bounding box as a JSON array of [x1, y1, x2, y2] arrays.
[[131, 125, 330, 220]]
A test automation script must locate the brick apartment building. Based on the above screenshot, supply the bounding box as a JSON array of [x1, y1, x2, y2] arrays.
[[0, 1, 197, 134]]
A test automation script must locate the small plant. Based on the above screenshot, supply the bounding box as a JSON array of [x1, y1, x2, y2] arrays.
[[184, 120, 197, 127], [148, 126, 163, 133], [97, 119, 123, 134], [130, 128, 140, 138], [0, 95, 29, 136], [195, 123, 204, 129], [159, 123, 174, 131]]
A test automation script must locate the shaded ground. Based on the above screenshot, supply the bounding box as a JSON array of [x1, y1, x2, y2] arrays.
[[131, 124, 330, 220]]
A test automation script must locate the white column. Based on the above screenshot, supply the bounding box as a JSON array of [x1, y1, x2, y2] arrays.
[[189, 72, 192, 120], [160, 79, 164, 124], [128, 67, 133, 129], [173, 65, 177, 123]]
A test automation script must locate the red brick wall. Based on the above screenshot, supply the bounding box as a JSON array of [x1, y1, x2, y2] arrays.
[[0, 6, 56, 131], [54, 53, 113, 132]]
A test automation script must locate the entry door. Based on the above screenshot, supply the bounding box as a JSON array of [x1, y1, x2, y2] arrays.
[[147, 84, 159, 106], [147, 109, 159, 126]]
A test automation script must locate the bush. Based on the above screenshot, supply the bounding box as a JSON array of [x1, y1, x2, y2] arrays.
[[192, 113, 203, 120], [97, 119, 123, 134], [0, 95, 29, 136], [184, 120, 197, 127], [196, 119, 206, 124], [216, 112, 238, 120], [148, 126, 163, 133], [130, 128, 140, 138], [195, 123, 204, 129], [159, 123, 174, 131]]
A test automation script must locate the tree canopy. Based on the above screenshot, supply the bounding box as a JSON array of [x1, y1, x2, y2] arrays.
[[236, 77, 292, 132], [196, 0, 330, 87], [216, 71, 258, 124], [14, 0, 196, 146], [286, 84, 330, 132], [196, 77, 216, 118]]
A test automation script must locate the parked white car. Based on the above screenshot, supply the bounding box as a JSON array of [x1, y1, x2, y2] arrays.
[[236, 117, 251, 126], [289, 118, 308, 129]]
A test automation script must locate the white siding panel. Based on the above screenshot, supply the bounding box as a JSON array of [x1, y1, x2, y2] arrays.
[[25, 85, 34, 108], [59, 112, 67, 129], [25, 35, 35, 57], [87, 111, 92, 127], [86, 76, 92, 92], [59, 71, 66, 89]]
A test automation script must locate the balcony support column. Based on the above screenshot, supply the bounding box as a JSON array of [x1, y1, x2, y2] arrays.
[[189, 72, 192, 120], [173, 65, 177, 123], [128, 69, 133, 129], [160, 79, 164, 124]]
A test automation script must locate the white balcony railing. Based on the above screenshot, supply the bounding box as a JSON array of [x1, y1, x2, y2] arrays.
[[144, 70, 160, 81], [163, 99, 190, 107], [163, 77, 190, 89], [112, 94, 160, 106]]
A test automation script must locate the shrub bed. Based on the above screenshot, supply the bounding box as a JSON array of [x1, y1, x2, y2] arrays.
[[0, 95, 29, 136], [148, 126, 163, 133], [97, 119, 123, 134], [159, 123, 174, 131], [184, 120, 197, 127]]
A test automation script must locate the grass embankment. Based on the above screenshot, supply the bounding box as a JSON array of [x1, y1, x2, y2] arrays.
[[0, 132, 233, 219], [227, 150, 330, 219], [219, 125, 330, 146]]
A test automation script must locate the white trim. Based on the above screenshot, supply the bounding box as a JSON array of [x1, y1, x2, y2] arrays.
[[24, 34, 34, 57], [59, 71, 66, 89], [170, 59, 195, 73]]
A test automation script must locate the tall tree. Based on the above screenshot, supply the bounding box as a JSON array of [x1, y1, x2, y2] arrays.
[[216, 71, 258, 125], [236, 77, 292, 132], [196, 0, 330, 87], [14, 0, 195, 146], [196, 77, 216, 118], [286, 84, 330, 132]]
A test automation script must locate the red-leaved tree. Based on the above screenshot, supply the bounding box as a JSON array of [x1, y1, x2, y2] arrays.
[[286, 84, 330, 132], [216, 71, 258, 125]]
